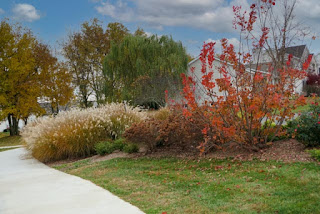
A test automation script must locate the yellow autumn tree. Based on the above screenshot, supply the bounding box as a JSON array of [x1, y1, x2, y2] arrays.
[[35, 42, 74, 114], [41, 62, 74, 114], [0, 20, 41, 135], [0, 20, 74, 135]]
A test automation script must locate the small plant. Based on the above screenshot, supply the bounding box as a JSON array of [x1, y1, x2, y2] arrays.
[[307, 149, 320, 161], [123, 143, 139, 153], [113, 138, 126, 151], [95, 139, 138, 155], [263, 122, 288, 142], [287, 100, 320, 147], [94, 141, 115, 155]]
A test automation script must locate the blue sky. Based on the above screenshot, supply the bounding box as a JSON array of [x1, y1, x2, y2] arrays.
[[1, 0, 320, 57]]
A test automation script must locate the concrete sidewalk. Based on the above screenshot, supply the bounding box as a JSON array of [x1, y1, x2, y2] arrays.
[[0, 148, 144, 214]]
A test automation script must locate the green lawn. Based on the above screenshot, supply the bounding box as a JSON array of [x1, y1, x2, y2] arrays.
[[0, 132, 9, 138], [0, 132, 23, 147], [0, 147, 18, 152], [292, 104, 310, 113], [292, 97, 318, 113], [55, 158, 320, 214]]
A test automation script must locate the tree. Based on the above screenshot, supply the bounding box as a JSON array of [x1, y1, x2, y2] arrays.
[[32, 42, 71, 115], [41, 61, 74, 114], [62, 20, 129, 107], [103, 35, 189, 107], [81, 19, 109, 104], [0, 21, 41, 135], [134, 27, 147, 37], [180, 0, 311, 152], [246, 0, 311, 70], [0, 20, 74, 135], [106, 22, 129, 48], [63, 31, 93, 108]]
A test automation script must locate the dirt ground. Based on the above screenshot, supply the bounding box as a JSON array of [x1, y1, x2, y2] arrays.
[[48, 139, 316, 167], [137, 139, 315, 163], [206, 139, 314, 162]]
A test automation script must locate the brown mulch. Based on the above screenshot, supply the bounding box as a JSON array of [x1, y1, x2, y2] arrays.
[[48, 139, 315, 166], [206, 139, 314, 162], [141, 139, 314, 163], [258, 139, 313, 162]]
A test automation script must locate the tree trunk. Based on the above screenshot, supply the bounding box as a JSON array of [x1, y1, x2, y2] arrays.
[[8, 114, 13, 136], [7, 114, 19, 136]]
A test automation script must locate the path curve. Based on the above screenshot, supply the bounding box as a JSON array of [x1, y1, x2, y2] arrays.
[[0, 148, 144, 214]]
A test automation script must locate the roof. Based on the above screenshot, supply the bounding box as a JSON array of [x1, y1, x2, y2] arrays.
[[189, 55, 268, 74], [285, 45, 306, 58], [188, 55, 234, 67]]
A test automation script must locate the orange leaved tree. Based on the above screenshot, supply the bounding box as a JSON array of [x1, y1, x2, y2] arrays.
[[180, 0, 311, 152]]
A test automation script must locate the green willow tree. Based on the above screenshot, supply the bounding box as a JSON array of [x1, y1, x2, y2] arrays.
[[103, 35, 189, 108]]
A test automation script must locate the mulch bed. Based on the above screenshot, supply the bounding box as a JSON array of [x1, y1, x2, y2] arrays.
[[207, 139, 314, 162], [141, 139, 315, 163], [48, 139, 316, 166]]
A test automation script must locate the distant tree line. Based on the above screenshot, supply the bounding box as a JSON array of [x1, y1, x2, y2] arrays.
[[0, 17, 190, 135], [62, 18, 189, 109]]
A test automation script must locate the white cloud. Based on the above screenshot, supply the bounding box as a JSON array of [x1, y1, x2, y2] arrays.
[[145, 31, 153, 37], [206, 37, 241, 53], [94, 0, 320, 54], [95, 0, 250, 32], [296, 0, 320, 20], [94, 0, 320, 34], [0, 8, 5, 15], [12, 4, 40, 22], [95, 1, 134, 22]]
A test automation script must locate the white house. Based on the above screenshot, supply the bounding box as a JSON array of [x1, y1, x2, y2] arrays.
[[186, 56, 237, 104], [187, 45, 315, 104], [251, 45, 318, 94]]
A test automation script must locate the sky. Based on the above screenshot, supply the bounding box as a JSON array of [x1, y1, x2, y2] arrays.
[[1, 0, 320, 57]]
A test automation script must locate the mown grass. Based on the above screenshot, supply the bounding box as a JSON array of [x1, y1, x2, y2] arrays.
[[0, 147, 18, 152], [0, 132, 23, 147], [55, 158, 320, 214], [292, 104, 310, 113], [292, 97, 317, 113]]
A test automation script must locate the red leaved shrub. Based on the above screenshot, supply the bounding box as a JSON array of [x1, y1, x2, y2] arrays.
[[123, 117, 161, 151], [306, 73, 320, 86], [123, 108, 217, 153], [306, 74, 320, 96]]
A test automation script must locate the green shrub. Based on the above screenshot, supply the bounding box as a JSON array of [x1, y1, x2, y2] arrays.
[[113, 138, 126, 151], [307, 149, 320, 161], [123, 143, 139, 153], [287, 101, 320, 147], [94, 141, 115, 155], [95, 139, 135, 156]]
